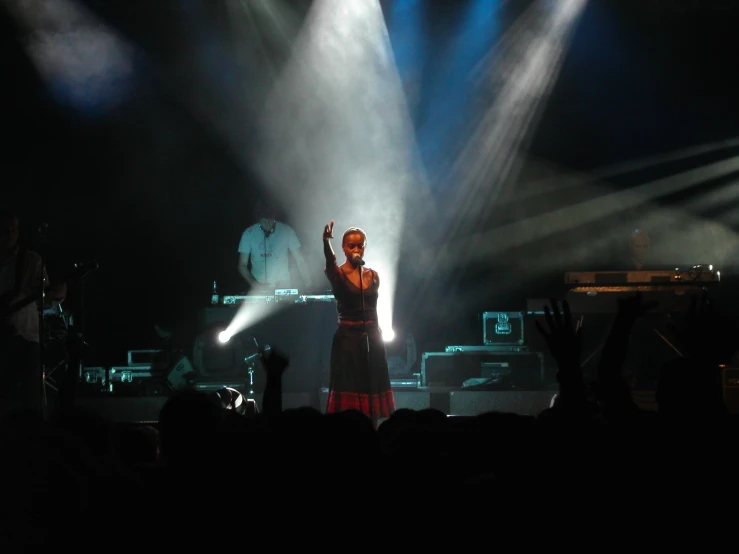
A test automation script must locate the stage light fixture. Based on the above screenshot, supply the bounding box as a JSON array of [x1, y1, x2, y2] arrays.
[[385, 332, 417, 377], [192, 323, 260, 378], [211, 386, 259, 416]]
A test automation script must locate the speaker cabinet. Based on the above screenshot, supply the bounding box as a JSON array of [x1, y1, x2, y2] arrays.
[[167, 356, 195, 391], [449, 390, 557, 417], [421, 350, 545, 388]]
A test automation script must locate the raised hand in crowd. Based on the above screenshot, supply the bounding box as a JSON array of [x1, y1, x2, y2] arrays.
[[657, 291, 736, 420], [535, 299, 581, 373], [599, 292, 657, 377], [262, 345, 289, 377], [596, 292, 657, 417], [535, 299, 588, 411], [260, 345, 289, 418], [676, 290, 736, 369]]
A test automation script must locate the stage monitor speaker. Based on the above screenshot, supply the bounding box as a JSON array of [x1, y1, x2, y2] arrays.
[[449, 390, 557, 417], [192, 323, 259, 379], [167, 355, 196, 391]]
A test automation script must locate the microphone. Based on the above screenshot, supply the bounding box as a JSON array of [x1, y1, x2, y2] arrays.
[[353, 254, 365, 266]]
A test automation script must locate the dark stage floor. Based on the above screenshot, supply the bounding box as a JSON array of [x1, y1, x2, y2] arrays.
[[68, 386, 661, 424]]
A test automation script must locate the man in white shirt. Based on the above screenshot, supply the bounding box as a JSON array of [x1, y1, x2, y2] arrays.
[[0, 209, 66, 415], [237, 199, 312, 293]]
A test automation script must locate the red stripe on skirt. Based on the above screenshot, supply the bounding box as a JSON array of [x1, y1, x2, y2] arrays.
[[326, 390, 395, 419]]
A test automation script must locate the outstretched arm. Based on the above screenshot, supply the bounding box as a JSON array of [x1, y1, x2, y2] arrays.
[[323, 220, 336, 270]]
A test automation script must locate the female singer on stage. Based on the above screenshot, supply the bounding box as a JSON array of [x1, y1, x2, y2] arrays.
[[322, 221, 395, 426]]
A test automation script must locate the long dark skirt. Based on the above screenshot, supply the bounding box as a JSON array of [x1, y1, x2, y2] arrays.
[[326, 324, 395, 420]]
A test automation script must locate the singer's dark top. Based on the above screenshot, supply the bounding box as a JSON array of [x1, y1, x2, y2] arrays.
[[324, 258, 379, 324]]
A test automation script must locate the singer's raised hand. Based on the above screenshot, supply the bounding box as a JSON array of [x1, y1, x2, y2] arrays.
[[323, 221, 334, 240]]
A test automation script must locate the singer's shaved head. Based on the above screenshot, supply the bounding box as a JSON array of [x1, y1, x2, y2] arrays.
[[342, 227, 367, 246]]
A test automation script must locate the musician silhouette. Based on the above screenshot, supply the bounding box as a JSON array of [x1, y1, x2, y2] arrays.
[[0, 208, 66, 416], [625, 228, 650, 270]]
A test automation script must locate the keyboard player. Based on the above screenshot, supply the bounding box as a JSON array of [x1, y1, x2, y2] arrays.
[[567, 227, 714, 389], [617, 228, 651, 271]]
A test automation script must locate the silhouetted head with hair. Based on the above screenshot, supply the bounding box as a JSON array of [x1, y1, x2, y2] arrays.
[[628, 228, 650, 268], [158, 391, 225, 467], [656, 358, 727, 420], [254, 197, 279, 233], [117, 424, 160, 466]]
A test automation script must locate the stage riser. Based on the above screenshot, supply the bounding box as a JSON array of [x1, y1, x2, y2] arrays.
[[382, 390, 556, 416], [75, 393, 313, 423], [318, 390, 450, 414], [450, 391, 556, 416], [75, 390, 560, 422]]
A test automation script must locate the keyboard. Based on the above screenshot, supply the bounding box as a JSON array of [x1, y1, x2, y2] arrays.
[[565, 266, 720, 285]]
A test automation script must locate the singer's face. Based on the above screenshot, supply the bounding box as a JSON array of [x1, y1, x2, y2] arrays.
[[343, 232, 366, 261]]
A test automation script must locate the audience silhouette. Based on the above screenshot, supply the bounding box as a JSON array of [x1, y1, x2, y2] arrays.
[[2, 291, 738, 545]]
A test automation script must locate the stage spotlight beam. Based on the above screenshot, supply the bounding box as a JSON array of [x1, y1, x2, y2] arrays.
[[252, 0, 420, 342]]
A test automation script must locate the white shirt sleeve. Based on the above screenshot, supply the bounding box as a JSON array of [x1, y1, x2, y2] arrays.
[[286, 225, 301, 252], [238, 225, 254, 254]]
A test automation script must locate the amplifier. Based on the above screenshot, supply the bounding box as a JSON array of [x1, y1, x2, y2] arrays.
[[79, 366, 157, 395], [127, 349, 163, 367], [482, 311, 525, 346], [421, 350, 544, 388], [109, 366, 154, 383], [82, 367, 106, 385]]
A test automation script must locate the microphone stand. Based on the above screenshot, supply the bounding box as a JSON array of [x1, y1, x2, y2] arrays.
[[73, 265, 93, 390], [37, 226, 47, 419], [357, 257, 375, 427], [59, 263, 95, 418]]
